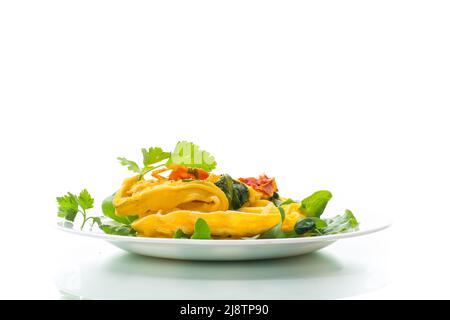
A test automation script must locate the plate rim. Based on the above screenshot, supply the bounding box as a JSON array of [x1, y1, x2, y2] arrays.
[[56, 218, 391, 245]]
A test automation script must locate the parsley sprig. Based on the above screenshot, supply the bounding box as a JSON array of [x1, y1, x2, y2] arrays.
[[117, 141, 217, 179], [57, 189, 95, 229], [57, 189, 137, 236], [117, 147, 171, 179]]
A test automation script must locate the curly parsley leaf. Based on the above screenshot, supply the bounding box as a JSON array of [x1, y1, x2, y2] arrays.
[[191, 218, 212, 239], [117, 157, 141, 173], [57, 193, 79, 222], [167, 141, 217, 172]]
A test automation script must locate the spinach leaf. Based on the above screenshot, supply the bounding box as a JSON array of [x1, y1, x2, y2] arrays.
[[102, 193, 138, 225], [301, 190, 332, 218], [294, 217, 329, 236], [294, 218, 316, 235], [92, 217, 137, 236], [269, 193, 298, 207], [268, 192, 281, 206], [174, 229, 190, 239], [311, 217, 328, 229], [280, 198, 297, 206], [259, 207, 289, 239], [322, 209, 359, 234], [215, 174, 249, 210], [191, 218, 212, 239], [99, 224, 137, 236], [174, 219, 213, 239]]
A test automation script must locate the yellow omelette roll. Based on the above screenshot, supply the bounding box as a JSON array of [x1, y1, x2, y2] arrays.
[[113, 176, 229, 217], [131, 203, 303, 238]]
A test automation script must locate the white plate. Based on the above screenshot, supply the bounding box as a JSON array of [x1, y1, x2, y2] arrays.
[[57, 214, 390, 261]]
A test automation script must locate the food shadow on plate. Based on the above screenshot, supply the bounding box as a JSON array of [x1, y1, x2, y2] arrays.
[[55, 238, 389, 299], [73, 249, 387, 299], [104, 251, 348, 280]]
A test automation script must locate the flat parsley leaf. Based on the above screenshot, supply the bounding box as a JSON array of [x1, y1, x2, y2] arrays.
[[118, 146, 170, 177], [117, 157, 141, 173], [142, 147, 170, 167], [77, 189, 94, 211], [56, 193, 79, 221], [57, 189, 96, 228], [167, 141, 217, 172]]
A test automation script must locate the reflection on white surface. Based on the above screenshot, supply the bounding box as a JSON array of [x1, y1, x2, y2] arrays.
[[54, 233, 390, 299]]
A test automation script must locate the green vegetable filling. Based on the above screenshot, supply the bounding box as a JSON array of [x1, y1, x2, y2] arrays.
[[214, 174, 249, 210]]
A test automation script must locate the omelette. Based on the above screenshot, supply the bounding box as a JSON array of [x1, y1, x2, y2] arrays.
[[113, 171, 303, 238]]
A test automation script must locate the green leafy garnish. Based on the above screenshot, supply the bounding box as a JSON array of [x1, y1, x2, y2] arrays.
[[191, 218, 212, 239], [167, 141, 217, 172], [118, 142, 216, 178], [269, 193, 298, 207], [301, 190, 332, 218], [57, 190, 137, 236], [117, 146, 170, 178], [57, 189, 95, 229], [259, 207, 288, 239], [77, 189, 94, 211], [280, 198, 297, 206], [57, 192, 79, 222], [174, 219, 213, 239], [140, 147, 171, 176], [117, 157, 141, 173], [293, 211, 358, 237], [268, 192, 280, 205], [92, 217, 137, 236], [322, 209, 359, 234], [311, 217, 328, 229], [101, 193, 138, 225], [142, 147, 171, 167], [293, 217, 328, 236], [174, 229, 190, 239], [294, 218, 317, 235], [215, 174, 249, 210]]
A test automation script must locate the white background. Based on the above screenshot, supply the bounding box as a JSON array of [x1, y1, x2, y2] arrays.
[[0, 1, 449, 299]]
